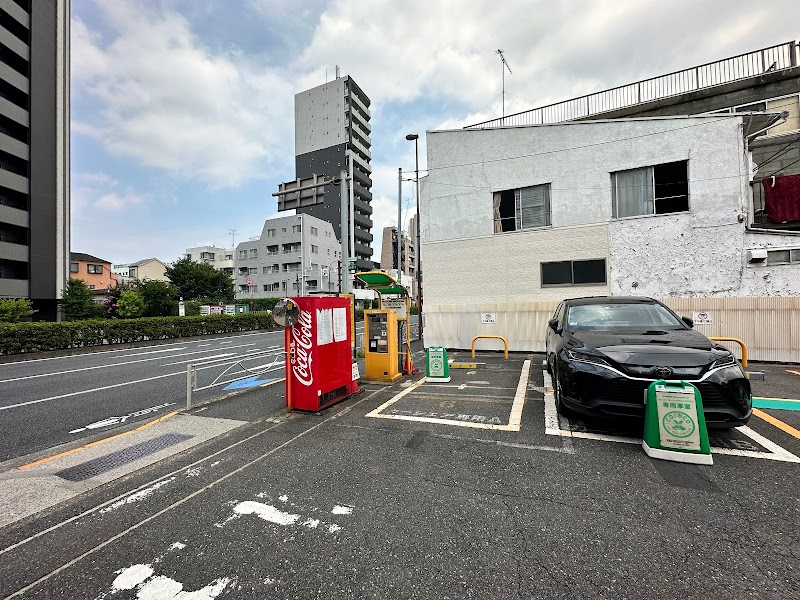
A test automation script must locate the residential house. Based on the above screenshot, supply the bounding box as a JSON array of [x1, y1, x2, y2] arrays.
[[127, 258, 169, 282], [70, 253, 118, 294]]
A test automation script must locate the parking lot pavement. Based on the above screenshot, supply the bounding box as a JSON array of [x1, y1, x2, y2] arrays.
[[1, 352, 799, 599]]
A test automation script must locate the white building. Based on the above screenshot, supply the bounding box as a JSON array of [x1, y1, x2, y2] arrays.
[[420, 114, 800, 360], [185, 246, 234, 276], [234, 214, 343, 300]]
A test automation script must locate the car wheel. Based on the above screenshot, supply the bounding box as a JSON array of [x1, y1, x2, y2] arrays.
[[546, 353, 553, 375], [552, 360, 572, 417]]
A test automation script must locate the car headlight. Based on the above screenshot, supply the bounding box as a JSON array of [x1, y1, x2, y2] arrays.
[[709, 354, 737, 370], [565, 349, 613, 368]]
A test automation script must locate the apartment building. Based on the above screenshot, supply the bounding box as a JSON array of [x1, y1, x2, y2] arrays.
[[185, 245, 234, 276], [0, 1, 70, 320], [379, 225, 416, 298], [234, 214, 341, 300], [293, 74, 374, 271]]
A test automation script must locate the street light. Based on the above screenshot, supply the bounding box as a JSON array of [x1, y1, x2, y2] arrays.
[[405, 133, 423, 347]]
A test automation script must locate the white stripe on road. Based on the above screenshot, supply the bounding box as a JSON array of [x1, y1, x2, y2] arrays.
[[0, 344, 257, 384], [0, 372, 185, 411], [0, 356, 284, 412], [0, 330, 280, 367], [114, 347, 187, 359]]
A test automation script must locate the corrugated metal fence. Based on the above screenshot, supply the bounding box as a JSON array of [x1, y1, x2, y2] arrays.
[[426, 297, 800, 363]]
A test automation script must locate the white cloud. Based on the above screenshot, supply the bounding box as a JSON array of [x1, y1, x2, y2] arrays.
[[72, 3, 296, 189], [72, 172, 150, 213]]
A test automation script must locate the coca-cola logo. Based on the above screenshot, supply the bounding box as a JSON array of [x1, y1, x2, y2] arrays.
[[291, 309, 314, 386]]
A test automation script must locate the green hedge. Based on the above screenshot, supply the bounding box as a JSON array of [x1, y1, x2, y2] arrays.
[[0, 313, 276, 355]]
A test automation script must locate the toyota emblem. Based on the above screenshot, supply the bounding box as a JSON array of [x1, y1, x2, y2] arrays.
[[654, 366, 674, 378]]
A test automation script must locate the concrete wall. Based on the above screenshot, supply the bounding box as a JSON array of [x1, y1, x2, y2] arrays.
[[294, 78, 347, 156], [421, 115, 800, 350]]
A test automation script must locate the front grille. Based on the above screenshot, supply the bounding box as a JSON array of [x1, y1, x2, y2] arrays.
[[622, 365, 703, 379]]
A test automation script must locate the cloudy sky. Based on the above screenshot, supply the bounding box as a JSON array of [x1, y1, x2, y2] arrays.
[[71, 0, 800, 264]]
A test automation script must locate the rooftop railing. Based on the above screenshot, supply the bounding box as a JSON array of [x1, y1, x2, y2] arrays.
[[466, 41, 799, 130]]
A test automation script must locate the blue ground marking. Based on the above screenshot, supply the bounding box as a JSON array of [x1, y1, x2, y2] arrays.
[[752, 398, 800, 411], [224, 376, 278, 391]]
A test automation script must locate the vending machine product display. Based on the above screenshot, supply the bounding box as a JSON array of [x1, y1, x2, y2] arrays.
[[277, 296, 360, 411]]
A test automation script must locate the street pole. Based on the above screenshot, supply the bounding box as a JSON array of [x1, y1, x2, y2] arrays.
[[397, 167, 402, 289], [405, 133, 423, 347]]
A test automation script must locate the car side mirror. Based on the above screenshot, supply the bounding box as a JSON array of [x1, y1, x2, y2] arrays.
[[681, 316, 694, 328], [548, 318, 560, 332]]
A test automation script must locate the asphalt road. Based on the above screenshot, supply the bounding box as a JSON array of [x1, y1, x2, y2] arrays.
[[0, 351, 798, 599], [0, 323, 368, 464]]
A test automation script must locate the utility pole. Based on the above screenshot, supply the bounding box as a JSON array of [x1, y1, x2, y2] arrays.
[[340, 169, 350, 293], [397, 167, 402, 289], [496, 49, 512, 124]]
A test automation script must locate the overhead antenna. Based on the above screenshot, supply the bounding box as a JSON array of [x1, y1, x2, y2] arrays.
[[227, 228, 237, 249], [496, 49, 512, 124]]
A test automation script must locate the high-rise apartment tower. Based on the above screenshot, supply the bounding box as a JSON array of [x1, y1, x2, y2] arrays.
[[294, 75, 373, 270]]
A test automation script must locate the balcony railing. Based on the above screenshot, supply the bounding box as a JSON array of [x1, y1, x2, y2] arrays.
[[467, 41, 799, 129]]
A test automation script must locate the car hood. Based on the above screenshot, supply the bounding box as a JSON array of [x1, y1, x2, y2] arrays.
[[571, 330, 715, 367]]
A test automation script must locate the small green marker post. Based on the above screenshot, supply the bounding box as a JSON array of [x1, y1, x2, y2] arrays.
[[425, 346, 451, 383], [643, 380, 712, 465]]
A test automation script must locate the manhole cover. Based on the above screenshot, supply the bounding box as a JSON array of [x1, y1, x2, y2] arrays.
[[56, 433, 193, 481]]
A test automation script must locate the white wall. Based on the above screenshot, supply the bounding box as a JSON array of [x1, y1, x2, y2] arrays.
[[294, 78, 346, 156], [420, 115, 800, 350]]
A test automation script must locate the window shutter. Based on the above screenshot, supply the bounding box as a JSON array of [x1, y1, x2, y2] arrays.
[[515, 186, 547, 229]]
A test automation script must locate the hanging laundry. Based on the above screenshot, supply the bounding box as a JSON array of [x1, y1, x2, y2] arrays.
[[762, 174, 800, 222]]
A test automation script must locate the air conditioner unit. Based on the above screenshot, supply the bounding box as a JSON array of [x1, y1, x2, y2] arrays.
[[746, 249, 767, 263]]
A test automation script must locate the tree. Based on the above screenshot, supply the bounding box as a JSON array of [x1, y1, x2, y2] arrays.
[[0, 298, 36, 322], [62, 278, 97, 320], [136, 279, 178, 317], [116, 290, 145, 318], [166, 257, 234, 304]]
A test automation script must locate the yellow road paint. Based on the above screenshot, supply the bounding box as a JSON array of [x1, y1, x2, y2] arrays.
[[450, 363, 479, 369], [18, 411, 180, 470], [786, 370, 800, 377], [261, 377, 285, 387], [753, 408, 800, 439]]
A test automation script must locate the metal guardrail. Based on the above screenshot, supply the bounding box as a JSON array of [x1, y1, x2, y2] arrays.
[[467, 41, 799, 129], [186, 346, 285, 408]]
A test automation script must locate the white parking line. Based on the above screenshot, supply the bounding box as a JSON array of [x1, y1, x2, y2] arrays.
[[366, 360, 531, 431], [541, 371, 800, 463]]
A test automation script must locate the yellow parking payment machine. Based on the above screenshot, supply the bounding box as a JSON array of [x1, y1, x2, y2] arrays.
[[364, 309, 401, 382]]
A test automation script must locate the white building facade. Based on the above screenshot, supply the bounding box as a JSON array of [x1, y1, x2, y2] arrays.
[[234, 214, 342, 300], [185, 246, 234, 276], [420, 115, 800, 360]]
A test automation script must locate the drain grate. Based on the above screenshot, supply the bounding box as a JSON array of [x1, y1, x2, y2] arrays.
[[56, 433, 193, 481]]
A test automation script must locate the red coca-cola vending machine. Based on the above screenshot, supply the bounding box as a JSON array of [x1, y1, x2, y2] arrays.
[[274, 296, 360, 411]]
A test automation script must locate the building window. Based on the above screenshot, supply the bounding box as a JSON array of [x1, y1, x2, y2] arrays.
[[493, 184, 551, 232], [267, 245, 279, 255], [248, 267, 258, 275], [249, 248, 258, 258], [310, 226, 318, 236], [239, 250, 247, 259], [267, 229, 276, 238], [292, 225, 301, 233], [541, 259, 606, 287], [87, 264, 103, 274], [311, 245, 319, 254], [88, 284, 95, 289], [200, 252, 215, 260], [225, 254, 233, 260], [282, 228, 287, 233], [70, 262, 78, 273], [767, 249, 800, 265], [612, 161, 689, 218], [185, 254, 192, 261]]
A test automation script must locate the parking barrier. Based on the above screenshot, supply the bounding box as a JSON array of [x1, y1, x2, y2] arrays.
[[709, 337, 748, 367], [471, 335, 509, 359]]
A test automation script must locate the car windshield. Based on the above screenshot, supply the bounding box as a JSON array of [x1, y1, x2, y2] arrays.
[[566, 302, 684, 330]]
